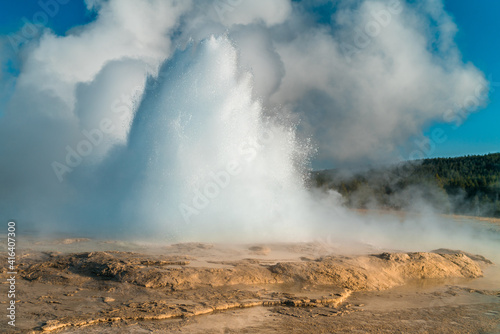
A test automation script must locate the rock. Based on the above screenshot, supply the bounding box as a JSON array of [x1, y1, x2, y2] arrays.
[[42, 320, 66, 331], [249, 246, 271, 255]]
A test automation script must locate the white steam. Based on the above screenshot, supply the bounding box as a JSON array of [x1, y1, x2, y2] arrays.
[[0, 0, 497, 257]]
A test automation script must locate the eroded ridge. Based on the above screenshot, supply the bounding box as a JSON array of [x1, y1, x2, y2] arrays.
[[3, 248, 490, 332]]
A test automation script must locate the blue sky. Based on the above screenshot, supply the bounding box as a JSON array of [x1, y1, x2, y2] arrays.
[[424, 0, 500, 158], [0, 1, 94, 36], [0, 0, 498, 161]]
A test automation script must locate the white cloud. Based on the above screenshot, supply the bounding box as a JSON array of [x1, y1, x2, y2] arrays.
[[263, 0, 486, 165], [16, 0, 192, 115], [213, 0, 292, 27]]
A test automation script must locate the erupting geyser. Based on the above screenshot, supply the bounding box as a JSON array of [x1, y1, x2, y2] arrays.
[[118, 36, 313, 241], [1, 1, 498, 261], [62, 36, 314, 242]]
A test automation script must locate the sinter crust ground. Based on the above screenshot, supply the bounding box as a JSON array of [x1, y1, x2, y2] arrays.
[[0, 239, 499, 333]]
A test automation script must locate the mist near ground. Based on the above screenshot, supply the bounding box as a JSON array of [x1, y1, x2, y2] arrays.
[[0, 0, 497, 258]]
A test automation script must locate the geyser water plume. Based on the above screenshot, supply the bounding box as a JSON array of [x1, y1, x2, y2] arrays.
[[89, 36, 314, 242], [0, 0, 497, 262], [4, 30, 497, 258]]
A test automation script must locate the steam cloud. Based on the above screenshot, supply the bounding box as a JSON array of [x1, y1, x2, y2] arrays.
[[0, 0, 495, 253]]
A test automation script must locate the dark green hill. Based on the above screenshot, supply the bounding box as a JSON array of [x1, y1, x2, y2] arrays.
[[311, 153, 500, 217]]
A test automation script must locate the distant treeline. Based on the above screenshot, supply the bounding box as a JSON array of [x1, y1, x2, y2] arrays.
[[310, 153, 500, 218]]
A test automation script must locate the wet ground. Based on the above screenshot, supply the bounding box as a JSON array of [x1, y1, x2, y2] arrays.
[[0, 237, 498, 333]]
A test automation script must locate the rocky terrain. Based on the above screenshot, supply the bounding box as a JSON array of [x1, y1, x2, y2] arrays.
[[1, 239, 499, 333]]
